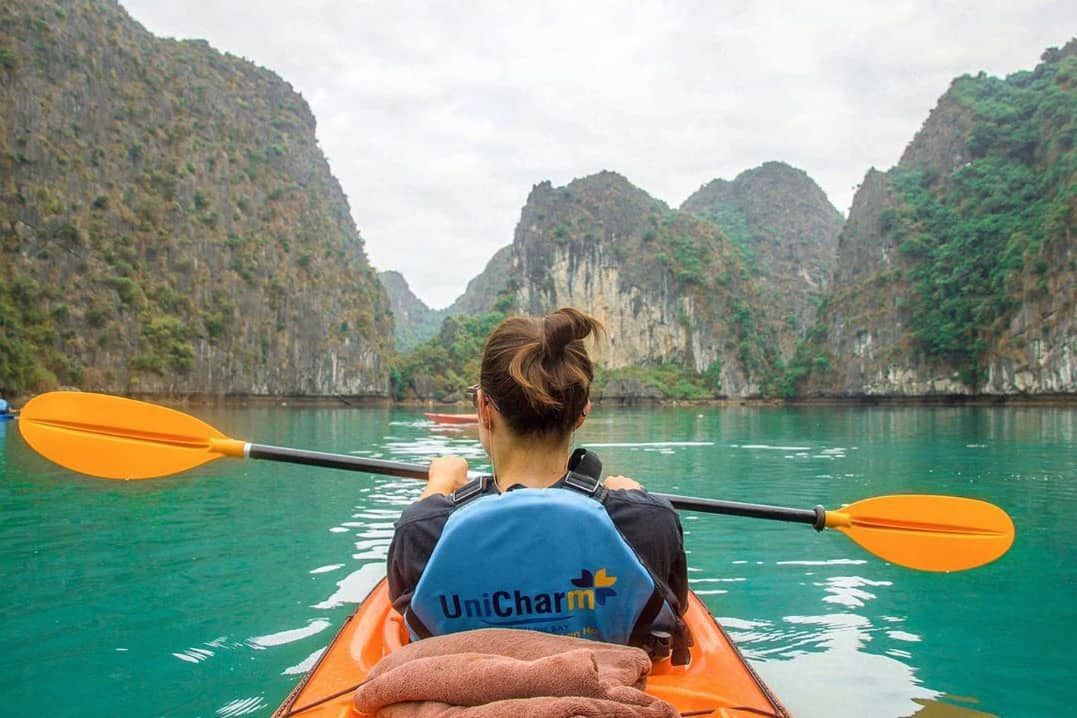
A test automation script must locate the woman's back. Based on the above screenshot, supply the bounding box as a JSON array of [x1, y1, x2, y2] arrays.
[[385, 308, 690, 661]]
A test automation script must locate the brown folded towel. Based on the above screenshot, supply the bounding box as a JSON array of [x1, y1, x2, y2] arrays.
[[353, 628, 679, 718]]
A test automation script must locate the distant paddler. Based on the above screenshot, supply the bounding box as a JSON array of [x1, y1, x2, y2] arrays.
[[0, 398, 16, 421]]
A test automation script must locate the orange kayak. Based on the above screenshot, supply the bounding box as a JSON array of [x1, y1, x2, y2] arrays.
[[424, 412, 479, 425], [274, 579, 790, 717]]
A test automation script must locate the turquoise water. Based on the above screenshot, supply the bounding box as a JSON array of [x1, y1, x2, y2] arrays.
[[1, 405, 1074, 717]]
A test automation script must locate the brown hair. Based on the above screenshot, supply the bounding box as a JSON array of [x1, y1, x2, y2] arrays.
[[480, 307, 605, 436]]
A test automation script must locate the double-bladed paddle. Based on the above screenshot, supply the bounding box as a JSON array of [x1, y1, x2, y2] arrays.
[[17, 391, 1015, 572]]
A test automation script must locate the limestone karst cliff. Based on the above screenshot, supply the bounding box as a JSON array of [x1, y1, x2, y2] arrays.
[[398, 171, 780, 399], [25, 0, 1064, 402], [447, 244, 514, 316], [512, 173, 771, 388], [681, 161, 844, 359], [0, 0, 393, 396], [378, 270, 445, 352], [806, 41, 1075, 396]]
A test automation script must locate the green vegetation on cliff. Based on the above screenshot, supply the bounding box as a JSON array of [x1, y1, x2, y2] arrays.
[[885, 44, 1075, 384], [764, 318, 833, 398], [680, 162, 843, 360], [0, 0, 393, 396], [594, 361, 724, 400], [0, 276, 82, 391], [392, 311, 506, 400], [378, 270, 447, 352]]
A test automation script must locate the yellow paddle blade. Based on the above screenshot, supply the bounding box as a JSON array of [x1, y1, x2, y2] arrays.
[[825, 494, 1015, 572], [19, 392, 246, 480]]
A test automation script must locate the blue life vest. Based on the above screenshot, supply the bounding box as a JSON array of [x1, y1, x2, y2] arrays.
[[406, 457, 668, 647]]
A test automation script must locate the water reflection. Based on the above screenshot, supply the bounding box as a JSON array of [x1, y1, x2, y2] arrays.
[[751, 611, 944, 718], [283, 647, 326, 676], [819, 575, 893, 608], [215, 696, 267, 717], [248, 620, 331, 649], [721, 598, 1001, 718], [744, 608, 997, 716], [312, 563, 385, 610]]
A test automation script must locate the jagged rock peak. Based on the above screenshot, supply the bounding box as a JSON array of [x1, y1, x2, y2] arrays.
[[683, 161, 841, 232], [526, 171, 667, 211], [378, 270, 430, 311], [680, 161, 844, 356], [566, 169, 649, 192], [898, 38, 1077, 178], [686, 160, 814, 199]]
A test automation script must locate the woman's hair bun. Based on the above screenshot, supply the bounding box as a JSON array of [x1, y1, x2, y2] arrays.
[[481, 307, 605, 436], [543, 307, 601, 357]]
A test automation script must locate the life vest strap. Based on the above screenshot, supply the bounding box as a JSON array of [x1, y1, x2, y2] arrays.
[[451, 475, 491, 507], [451, 450, 608, 506], [404, 606, 433, 640], [563, 448, 608, 502], [562, 470, 607, 501]]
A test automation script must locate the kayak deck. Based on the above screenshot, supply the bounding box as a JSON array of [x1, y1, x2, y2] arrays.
[[274, 579, 789, 717]]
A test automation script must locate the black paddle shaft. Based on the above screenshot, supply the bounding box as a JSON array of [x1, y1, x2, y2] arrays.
[[653, 493, 826, 529], [248, 444, 429, 480], [247, 443, 827, 529]]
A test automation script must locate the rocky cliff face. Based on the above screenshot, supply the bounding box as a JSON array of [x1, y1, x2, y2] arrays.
[[681, 161, 843, 358], [447, 244, 513, 315], [506, 172, 774, 397], [986, 233, 1074, 394], [813, 169, 932, 393], [809, 41, 1076, 396], [378, 270, 445, 352], [0, 0, 393, 396], [422, 166, 842, 399], [382, 245, 512, 351]]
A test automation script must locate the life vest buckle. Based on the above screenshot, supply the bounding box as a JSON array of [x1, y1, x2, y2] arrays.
[[451, 475, 490, 506], [642, 629, 673, 662], [563, 469, 605, 498]]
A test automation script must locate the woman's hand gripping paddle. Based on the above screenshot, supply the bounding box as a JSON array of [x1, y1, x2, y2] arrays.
[[19, 391, 1015, 572]]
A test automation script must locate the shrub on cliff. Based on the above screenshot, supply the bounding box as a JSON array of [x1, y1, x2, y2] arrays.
[[888, 46, 1076, 384], [393, 312, 507, 401]]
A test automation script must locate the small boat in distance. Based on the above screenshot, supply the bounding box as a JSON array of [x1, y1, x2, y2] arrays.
[[424, 412, 479, 425]]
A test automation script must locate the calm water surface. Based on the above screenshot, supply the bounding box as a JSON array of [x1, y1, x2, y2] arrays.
[[1, 405, 1074, 717]]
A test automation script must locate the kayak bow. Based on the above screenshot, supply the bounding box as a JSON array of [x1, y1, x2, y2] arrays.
[[273, 579, 790, 718]]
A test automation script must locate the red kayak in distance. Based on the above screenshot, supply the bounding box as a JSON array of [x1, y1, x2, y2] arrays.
[[424, 412, 479, 425]]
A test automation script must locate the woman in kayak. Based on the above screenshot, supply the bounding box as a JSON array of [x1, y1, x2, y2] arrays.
[[387, 307, 690, 662]]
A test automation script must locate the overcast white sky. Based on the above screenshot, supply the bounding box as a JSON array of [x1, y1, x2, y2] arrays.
[[120, 1, 1074, 308]]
